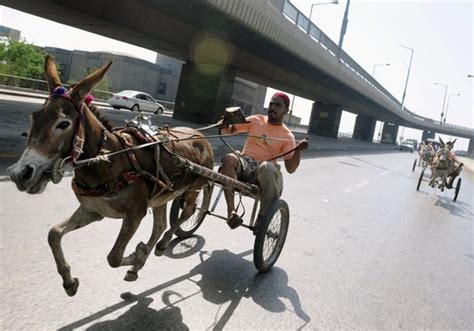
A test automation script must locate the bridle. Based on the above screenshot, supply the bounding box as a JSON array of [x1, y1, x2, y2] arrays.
[[46, 86, 93, 183], [48, 86, 86, 164]]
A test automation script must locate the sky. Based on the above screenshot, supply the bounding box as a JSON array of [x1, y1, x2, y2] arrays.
[[0, 1, 473, 149]]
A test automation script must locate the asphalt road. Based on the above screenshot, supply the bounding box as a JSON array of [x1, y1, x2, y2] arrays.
[[1, 149, 473, 330]]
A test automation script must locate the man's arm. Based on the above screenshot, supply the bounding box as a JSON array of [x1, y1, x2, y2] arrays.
[[284, 138, 309, 173]]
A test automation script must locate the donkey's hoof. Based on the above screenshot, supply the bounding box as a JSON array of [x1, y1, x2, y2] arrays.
[[124, 270, 138, 282], [64, 278, 79, 297], [155, 246, 166, 256]]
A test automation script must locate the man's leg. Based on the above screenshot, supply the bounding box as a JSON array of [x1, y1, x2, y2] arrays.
[[257, 162, 283, 217], [220, 153, 241, 216]]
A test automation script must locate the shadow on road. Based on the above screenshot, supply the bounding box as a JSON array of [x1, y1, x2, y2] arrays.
[[87, 293, 189, 331], [59, 236, 311, 330], [433, 196, 473, 220]]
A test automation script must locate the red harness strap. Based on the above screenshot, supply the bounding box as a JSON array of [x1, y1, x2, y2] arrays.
[[72, 171, 138, 197]]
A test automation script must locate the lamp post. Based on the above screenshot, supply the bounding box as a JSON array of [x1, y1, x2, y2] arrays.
[[309, 0, 339, 22], [372, 63, 390, 77], [399, 44, 414, 113], [434, 82, 448, 124], [337, 0, 350, 57], [443, 93, 460, 123]]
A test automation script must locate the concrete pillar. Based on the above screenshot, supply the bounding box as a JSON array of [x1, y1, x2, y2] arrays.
[[307, 102, 342, 138], [173, 62, 236, 124], [353, 115, 376, 142], [421, 130, 435, 141], [468, 139, 474, 156], [381, 123, 399, 144]]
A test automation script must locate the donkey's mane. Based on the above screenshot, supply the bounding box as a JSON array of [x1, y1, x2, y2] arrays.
[[89, 106, 114, 132]]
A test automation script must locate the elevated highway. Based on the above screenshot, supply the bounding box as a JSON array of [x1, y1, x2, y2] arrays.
[[3, 0, 473, 143]]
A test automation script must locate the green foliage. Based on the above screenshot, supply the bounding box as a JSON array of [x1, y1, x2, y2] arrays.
[[0, 39, 46, 79]]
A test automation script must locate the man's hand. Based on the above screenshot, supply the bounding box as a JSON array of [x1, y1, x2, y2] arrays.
[[297, 137, 309, 151]]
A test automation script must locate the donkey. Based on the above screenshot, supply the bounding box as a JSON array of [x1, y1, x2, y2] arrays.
[[429, 138, 462, 190], [9, 55, 214, 296]]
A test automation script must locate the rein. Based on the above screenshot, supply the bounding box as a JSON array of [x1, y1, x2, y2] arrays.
[[71, 131, 298, 168]]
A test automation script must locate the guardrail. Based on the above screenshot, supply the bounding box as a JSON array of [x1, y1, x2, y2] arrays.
[[0, 73, 175, 110], [0, 73, 113, 100]]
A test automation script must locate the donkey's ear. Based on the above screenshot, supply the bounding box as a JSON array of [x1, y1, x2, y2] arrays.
[[439, 137, 445, 146], [452, 138, 457, 145], [70, 61, 113, 101], [44, 55, 62, 93]]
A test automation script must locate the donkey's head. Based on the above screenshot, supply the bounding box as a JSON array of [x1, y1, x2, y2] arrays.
[[9, 55, 112, 194], [433, 137, 454, 171]]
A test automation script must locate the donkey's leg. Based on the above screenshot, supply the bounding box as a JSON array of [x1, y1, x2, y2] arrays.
[[124, 204, 167, 282], [106, 206, 147, 270], [48, 206, 103, 296], [155, 190, 200, 256]]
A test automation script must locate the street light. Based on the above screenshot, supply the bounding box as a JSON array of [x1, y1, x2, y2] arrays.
[[372, 63, 390, 77], [443, 93, 460, 123], [309, 0, 339, 22], [434, 82, 448, 124], [399, 44, 414, 112], [337, 0, 351, 57]]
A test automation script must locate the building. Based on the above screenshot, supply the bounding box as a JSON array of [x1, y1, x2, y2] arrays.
[[45, 46, 267, 113], [0, 25, 21, 40]]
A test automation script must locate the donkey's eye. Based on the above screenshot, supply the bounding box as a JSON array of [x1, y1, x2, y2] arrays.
[[56, 121, 71, 130]]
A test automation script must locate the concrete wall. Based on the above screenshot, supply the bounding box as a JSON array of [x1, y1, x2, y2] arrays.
[[155, 53, 183, 102]]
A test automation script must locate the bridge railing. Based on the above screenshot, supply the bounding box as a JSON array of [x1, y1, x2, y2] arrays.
[[273, 0, 472, 134], [281, 0, 400, 105]]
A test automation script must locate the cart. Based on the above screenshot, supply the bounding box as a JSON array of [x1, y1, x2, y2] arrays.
[[168, 156, 290, 273], [416, 166, 462, 202]]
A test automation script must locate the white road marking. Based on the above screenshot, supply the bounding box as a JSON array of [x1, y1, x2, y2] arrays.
[[344, 160, 412, 193]]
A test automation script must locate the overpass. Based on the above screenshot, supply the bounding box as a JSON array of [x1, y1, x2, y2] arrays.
[[3, 0, 473, 147]]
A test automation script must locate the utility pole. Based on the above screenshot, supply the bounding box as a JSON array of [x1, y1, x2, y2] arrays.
[[337, 0, 350, 58]]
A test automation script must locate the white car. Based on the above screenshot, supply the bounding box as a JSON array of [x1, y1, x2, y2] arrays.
[[107, 90, 164, 114]]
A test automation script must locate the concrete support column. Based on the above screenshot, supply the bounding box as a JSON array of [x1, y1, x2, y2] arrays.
[[307, 102, 342, 138], [381, 123, 399, 144], [173, 62, 236, 124], [468, 139, 474, 156], [421, 130, 435, 141], [353, 115, 376, 142]]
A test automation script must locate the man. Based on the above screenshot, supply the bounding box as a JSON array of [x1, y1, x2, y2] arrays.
[[444, 140, 463, 189], [220, 92, 309, 229]]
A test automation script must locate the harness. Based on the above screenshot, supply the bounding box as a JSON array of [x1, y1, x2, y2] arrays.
[[49, 87, 178, 197], [49, 92, 303, 197]]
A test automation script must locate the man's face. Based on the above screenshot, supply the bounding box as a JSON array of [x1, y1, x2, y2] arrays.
[[268, 96, 288, 124]]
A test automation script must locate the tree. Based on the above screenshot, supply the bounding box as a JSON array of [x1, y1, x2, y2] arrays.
[[0, 39, 46, 79]]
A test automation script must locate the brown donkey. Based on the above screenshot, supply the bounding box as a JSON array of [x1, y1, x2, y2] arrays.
[[9, 55, 214, 296]]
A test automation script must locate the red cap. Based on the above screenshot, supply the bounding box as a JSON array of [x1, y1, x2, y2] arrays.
[[272, 92, 290, 108]]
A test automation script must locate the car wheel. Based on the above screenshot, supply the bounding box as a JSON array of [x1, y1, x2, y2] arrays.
[[155, 107, 164, 115], [131, 104, 140, 112]]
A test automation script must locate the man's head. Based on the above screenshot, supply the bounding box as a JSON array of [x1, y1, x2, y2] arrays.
[[268, 92, 290, 125]]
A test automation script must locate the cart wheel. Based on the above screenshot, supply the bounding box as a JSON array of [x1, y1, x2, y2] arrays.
[[172, 182, 213, 238], [453, 178, 461, 202], [412, 159, 417, 172], [416, 169, 425, 191], [253, 199, 289, 273]]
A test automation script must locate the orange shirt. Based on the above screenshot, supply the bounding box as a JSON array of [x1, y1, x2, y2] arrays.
[[223, 115, 296, 162]]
